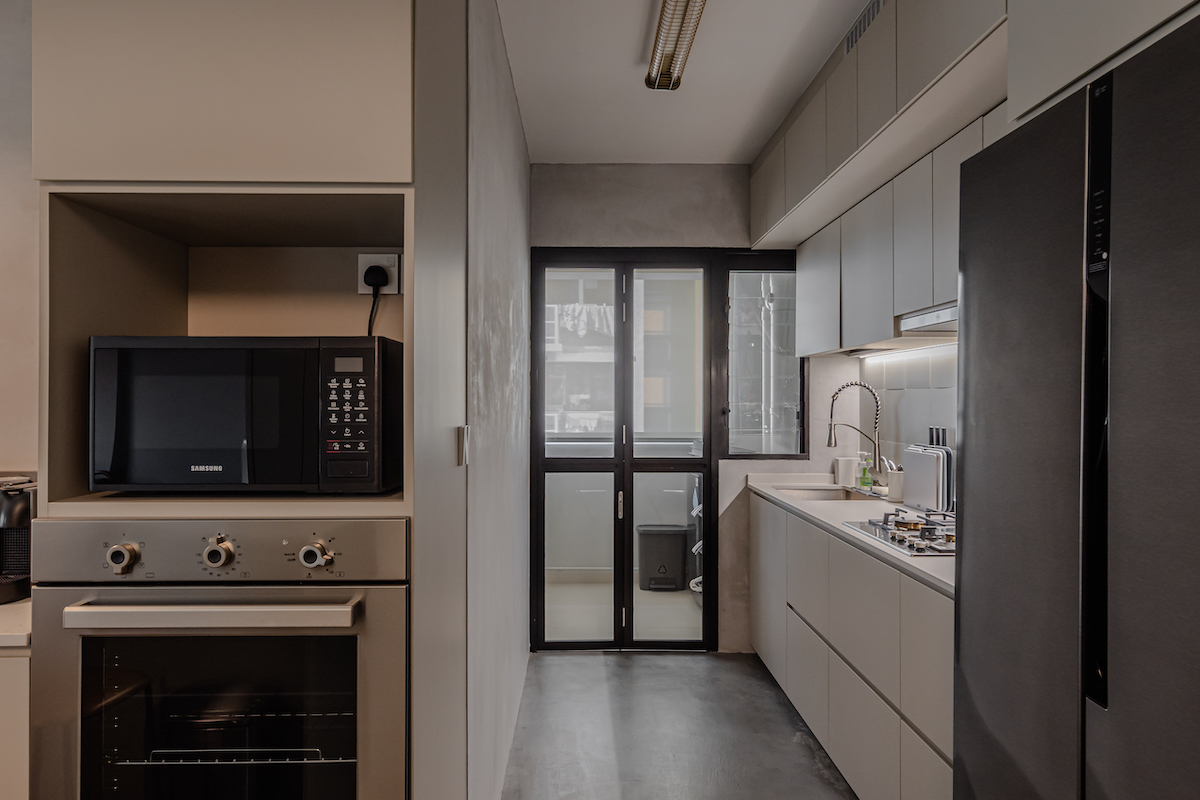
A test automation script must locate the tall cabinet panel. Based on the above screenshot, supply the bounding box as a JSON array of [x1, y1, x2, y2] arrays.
[[795, 220, 842, 357], [826, 50, 859, 173], [33, 0, 413, 182], [892, 154, 934, 314], [897, 0, 1005, 108], [932, 119, 982, 305], [785, 87, 828, 209], [841, 182, 895, 349], [751, 139, 787, 242], [856, 0, 897, 147]]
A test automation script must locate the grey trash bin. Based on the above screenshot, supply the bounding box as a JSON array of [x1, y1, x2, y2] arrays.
[[637, 524, 695, 591]]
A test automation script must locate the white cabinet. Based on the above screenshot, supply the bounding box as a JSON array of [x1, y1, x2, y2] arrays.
[[32, 0, 413, 183], [932, 119, 983, 305], [897, 0, 1006, 109], [828, 652, 901, 800], [892, 154, 935, 315], [828, 537, 901, 704], [856, 0, 897, 147], [840, 182, 895, 350], [1008, 0, 1193, 118], [749, 495, 787, 684], [901, 721, 953, 800], [785, 87, 828, 209], [0, 655, 29, 800], [786, 514, 830, 633], [795, 219, 842, 357], [751, 139, 787, 243], [787, 609, 830, 746], [826, 49, 859, 172], [900, 575, 955, 758]]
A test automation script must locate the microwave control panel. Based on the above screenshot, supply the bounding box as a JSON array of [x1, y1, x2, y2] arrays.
[[320, 346, 377, 485]]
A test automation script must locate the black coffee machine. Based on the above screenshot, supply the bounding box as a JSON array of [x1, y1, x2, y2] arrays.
[[0, 480, 32, 604]]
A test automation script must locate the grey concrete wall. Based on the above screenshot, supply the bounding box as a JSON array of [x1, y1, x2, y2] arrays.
[[466, 0, 531, 798], [0, 0, 38, 471], [530, 163, 750, 248], [717, 355, 862, 652]]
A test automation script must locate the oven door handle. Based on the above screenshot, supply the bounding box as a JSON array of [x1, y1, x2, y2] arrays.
[[62, 601, 358, 630]]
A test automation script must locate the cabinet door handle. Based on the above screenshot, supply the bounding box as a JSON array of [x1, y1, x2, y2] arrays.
[[62, 602, 358, 630]]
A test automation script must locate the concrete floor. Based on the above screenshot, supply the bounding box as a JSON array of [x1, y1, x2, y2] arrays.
[[501, 652, 858, 800]]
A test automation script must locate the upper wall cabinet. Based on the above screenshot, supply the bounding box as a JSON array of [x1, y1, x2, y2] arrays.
[[932, 119, 982, 305], [33, 0, 413, 183], [795, 219, 842, 357], [841, 182, 894, 349], [893, 154, 934, 315], [897, 0, 1005, 109], [826, 49, 859, 173], [856, 0, 897, 148], [1008, 0, 1193, 118], [785, 87, 828, 209], [751, 139, 787, 242]]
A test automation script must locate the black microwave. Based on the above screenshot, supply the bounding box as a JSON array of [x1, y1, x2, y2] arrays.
[[90, 336, 403, 494]]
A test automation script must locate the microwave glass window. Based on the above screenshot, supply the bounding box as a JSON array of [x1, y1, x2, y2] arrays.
[[80, 635, 357, 800], [334, 357, 364, 373], [124, 349, 251, 485]]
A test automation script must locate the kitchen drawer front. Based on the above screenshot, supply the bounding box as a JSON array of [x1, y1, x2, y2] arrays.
[[0, 655, 29, 800], [901, 720, 952, 800], [900, 574, 955, 757], [828, 537, 901, 703], [786, 513, 830, 634], [750, 495, 788, 684], [786, 608, 830, 746], [829, 651, 901, 800]]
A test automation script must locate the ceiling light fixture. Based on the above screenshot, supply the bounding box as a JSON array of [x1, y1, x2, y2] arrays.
[[645, 0, 707, 90]]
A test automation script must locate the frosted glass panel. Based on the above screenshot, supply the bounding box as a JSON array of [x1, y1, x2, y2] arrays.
[[544, 472, 614, 642]]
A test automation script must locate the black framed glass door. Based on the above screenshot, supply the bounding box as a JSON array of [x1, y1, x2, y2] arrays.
[[532, 251, 716, 651]]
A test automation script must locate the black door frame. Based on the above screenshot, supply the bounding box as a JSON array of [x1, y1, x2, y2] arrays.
[[530, 247, 797, 652]]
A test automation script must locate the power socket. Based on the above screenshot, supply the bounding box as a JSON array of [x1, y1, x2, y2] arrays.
[[358, 253, 401, 295]]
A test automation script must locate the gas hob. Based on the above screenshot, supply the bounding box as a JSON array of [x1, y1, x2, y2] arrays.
[[843, 510, 956, 557]]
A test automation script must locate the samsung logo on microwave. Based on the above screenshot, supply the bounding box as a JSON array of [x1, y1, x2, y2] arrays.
[[190, 465, 224, 472]]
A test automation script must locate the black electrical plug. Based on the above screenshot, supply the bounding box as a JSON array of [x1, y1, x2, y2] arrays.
[[364, 265, 390, 336]]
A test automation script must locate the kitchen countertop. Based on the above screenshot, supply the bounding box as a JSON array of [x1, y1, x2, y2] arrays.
[[0, 598, 30, 648], [748, 479, 955, 599]]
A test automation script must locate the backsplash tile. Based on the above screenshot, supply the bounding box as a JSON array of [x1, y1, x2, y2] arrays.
[[860, 344, 958, 457]]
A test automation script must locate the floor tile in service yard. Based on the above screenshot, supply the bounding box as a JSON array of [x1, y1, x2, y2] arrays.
[[502, 653, 857, 800]]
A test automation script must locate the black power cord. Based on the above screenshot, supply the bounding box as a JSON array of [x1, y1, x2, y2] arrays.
[[363, 265, 390, 336]]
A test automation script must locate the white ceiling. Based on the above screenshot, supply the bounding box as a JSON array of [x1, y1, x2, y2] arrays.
[[496, 0, 868, 164]]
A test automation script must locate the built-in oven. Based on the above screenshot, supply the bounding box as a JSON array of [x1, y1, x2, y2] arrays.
[[29, 518, 408, 800]]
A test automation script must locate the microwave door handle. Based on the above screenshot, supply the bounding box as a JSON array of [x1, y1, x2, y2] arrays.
[[62, 601, 358, 630]]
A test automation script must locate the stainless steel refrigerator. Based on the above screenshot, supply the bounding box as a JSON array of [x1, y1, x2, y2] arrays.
[[956, 14, 1200, 800]]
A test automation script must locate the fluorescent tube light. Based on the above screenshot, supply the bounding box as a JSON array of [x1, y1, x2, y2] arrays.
[[646, 0, 707, 90], [859, 342, 958, 362]]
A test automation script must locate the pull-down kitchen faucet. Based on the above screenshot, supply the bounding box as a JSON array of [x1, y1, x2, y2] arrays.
[[826, 380, 895, 486]]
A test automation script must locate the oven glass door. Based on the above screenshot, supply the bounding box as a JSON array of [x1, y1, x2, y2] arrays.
[[92, 347, 316, 488], [30, 585, 407, 800], [81, 635, 356, 799]]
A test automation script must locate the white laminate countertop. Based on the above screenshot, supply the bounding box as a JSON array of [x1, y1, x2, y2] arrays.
[[748, 479, 955, 599], [0, 598, 30, 648]]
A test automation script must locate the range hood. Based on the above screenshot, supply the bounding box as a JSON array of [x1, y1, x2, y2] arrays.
[[841, 304, 958, 357], [898, 303, 958, 333]]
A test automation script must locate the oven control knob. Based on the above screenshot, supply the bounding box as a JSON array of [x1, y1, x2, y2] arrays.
[[299, 543, 332, 569], [106, 543, 140, 575], [203, 535, 236, 568]]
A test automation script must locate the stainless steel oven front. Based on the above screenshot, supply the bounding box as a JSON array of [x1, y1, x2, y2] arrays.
[[29, 519, 408, 800]]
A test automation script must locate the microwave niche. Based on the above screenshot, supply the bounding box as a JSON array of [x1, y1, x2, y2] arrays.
[[90, 336, 402, 494]]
